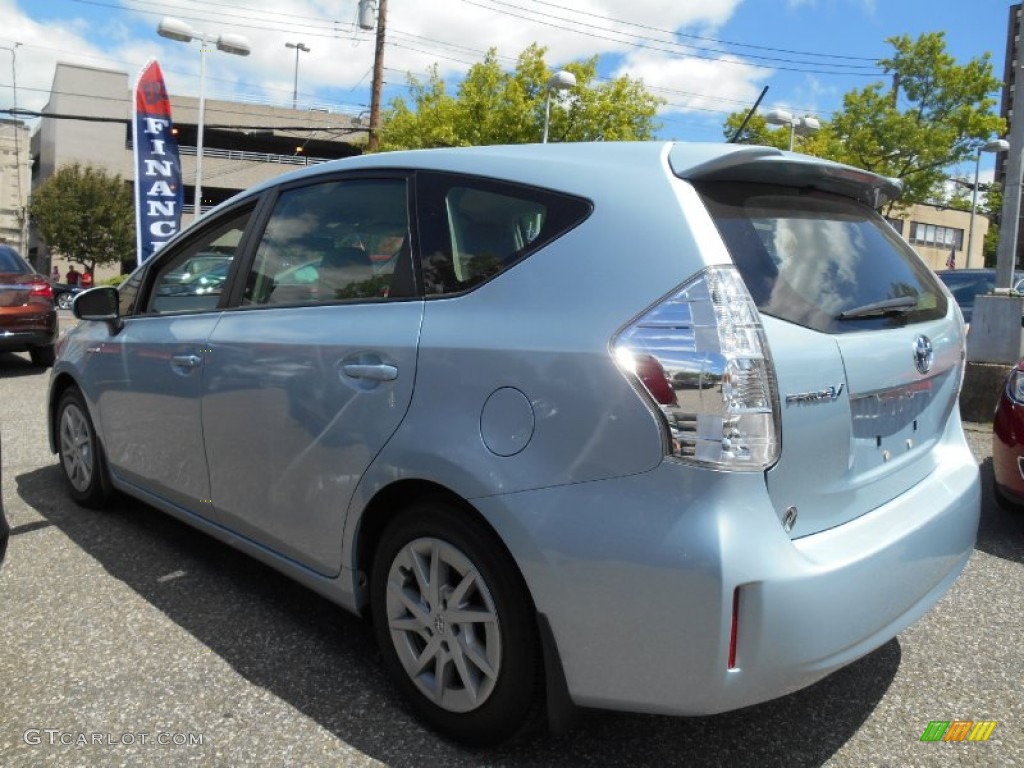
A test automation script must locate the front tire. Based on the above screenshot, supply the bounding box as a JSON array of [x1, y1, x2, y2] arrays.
[[371, 502, 540, 746], [56, 388, 112, 508], [57, 291, 73, 310]]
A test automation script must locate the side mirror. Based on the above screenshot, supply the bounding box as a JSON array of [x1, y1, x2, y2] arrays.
[[73, 286, 122, 330]]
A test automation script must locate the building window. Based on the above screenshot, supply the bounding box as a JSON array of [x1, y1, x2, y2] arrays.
[[884, 217, 904, 236], [908, 222, 964, 250]]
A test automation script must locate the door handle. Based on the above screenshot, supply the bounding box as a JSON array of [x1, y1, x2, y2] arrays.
[[171, 354, 203, 368], [341, 363, 398, 381]]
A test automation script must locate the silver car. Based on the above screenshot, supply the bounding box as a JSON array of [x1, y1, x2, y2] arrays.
[[49, 142, 980, 745]]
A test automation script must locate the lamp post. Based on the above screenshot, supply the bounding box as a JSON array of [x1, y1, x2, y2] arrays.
[[0, 43, 26, 256], [967, 138, 1010, 267], [542, 70, 576, 144], [764, 108, 820, 151], [285, 42, 310, 110], [157, 17, 250, 220]]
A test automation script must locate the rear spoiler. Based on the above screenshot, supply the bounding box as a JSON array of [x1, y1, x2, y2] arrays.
[[669, 144, 903, 210]]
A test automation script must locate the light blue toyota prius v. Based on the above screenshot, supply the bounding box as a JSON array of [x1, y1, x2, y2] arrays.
[[49, 141, 980, 745]]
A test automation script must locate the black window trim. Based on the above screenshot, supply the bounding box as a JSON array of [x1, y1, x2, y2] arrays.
[[133, 197, 264, 318]]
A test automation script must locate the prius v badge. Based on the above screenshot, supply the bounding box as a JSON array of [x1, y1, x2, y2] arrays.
[[785, 382, 845, 406]]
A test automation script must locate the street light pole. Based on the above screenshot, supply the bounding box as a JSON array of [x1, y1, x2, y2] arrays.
[[0, 43, 26, 255], [195, 33, 208, 220], [157, 17, 250, 220], [285, 42, 310, 110], [764, 109, 820, 152], [542, 70, 576, 143], [967, 139, 1010, 267]]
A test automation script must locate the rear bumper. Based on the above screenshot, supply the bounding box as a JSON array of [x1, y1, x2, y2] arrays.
[[0, 312, 58, 352], [472, 418, 980, 716], [993, 395, 1024, 498]]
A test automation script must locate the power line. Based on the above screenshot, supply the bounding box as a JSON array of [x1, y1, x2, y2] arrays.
[[462, 0, 883, 75], [66, 0, 360, 41], [484, 0, 881, 62]]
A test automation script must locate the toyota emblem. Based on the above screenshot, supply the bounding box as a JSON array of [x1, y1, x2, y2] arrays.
[[913, 335, 933, 375]]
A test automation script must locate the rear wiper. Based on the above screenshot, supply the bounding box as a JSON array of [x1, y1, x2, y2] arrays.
[[836, 295, 918, 320]]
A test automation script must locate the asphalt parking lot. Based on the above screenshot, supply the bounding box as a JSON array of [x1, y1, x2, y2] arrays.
[[1, 344, 1022, 767]]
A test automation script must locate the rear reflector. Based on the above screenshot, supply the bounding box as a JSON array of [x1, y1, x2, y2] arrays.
[[728, 587, 739, 670]]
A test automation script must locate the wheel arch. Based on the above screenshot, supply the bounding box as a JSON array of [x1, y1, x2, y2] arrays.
[[47, 372, 82, 453], [351, 479, 537, 616], [358, 478, 576, 739]]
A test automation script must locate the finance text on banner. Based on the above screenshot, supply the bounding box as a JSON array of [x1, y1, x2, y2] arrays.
[[133, 59, 183, 265]]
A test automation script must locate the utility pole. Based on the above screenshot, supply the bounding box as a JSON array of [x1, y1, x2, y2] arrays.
[[996, 6, 1024, 291], [365, 0, 387, 153]]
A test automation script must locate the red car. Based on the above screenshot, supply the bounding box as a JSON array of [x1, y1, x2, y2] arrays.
[[0, 244, 58, 367], [993, 360, 1024, 507]]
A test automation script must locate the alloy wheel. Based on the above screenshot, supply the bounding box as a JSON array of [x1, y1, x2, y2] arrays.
[[59, 402, 94, 493], [384, 536, 502, 714]]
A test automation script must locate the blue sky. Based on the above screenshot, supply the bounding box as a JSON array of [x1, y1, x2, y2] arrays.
[[0, 0, 1013, 179]]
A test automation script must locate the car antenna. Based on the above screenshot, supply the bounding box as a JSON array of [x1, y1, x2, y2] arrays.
[[727, 86, 769, 144]]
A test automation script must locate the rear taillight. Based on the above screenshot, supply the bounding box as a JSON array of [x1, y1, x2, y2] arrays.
[[1007, 367, 1024, 405], [613, 266, 780, 471], [29, 281, 53, 299]]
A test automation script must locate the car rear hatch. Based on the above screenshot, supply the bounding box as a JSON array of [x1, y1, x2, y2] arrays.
[[675, 146, 962, 538], [0, 273, 38, 308]]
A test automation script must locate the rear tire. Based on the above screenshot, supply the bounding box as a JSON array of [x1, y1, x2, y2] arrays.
[[57, 291, 73, 310], [994, 479, 1024, 512], [371, 502, 540, 746], [56, 387, 112, 508]]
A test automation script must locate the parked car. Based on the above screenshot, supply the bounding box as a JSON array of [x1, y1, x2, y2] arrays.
[[52, 283, 84, 310], [48, 142, 980, 746], [155, 258, 232, 299], [161, 253, 232, 285], [992, 360, 1024, 508], [0, 244, 58, 366], [936, 267, 1024, 327]]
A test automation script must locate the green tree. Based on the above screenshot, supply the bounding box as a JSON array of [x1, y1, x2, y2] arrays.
[[380, 44, 662, 150], [722, 33, 1004, 211], [29, 163, 135, 275]]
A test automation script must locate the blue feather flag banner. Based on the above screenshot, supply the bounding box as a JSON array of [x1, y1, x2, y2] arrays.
[[133, 59, 183, 265]]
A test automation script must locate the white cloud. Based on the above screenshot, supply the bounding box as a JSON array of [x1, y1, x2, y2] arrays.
[[615, 48, 773, 117], [1, 0, 757, 123]]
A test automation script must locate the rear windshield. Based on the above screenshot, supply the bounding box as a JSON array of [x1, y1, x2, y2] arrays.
[[0, 246, 30, 274], [696, 182, 947, 334]]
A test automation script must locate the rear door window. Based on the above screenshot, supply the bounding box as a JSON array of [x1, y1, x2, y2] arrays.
[[416, 172, 592, 296], [696, 182, 947, 333]]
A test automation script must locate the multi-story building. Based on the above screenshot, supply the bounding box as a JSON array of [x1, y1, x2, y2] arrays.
[[887, 203, 990, 272], [32, 61, 367, 279], [0, 118, 30, 255]]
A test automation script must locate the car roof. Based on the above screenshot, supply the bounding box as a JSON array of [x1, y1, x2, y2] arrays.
[[211, 141, 903, 216]]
